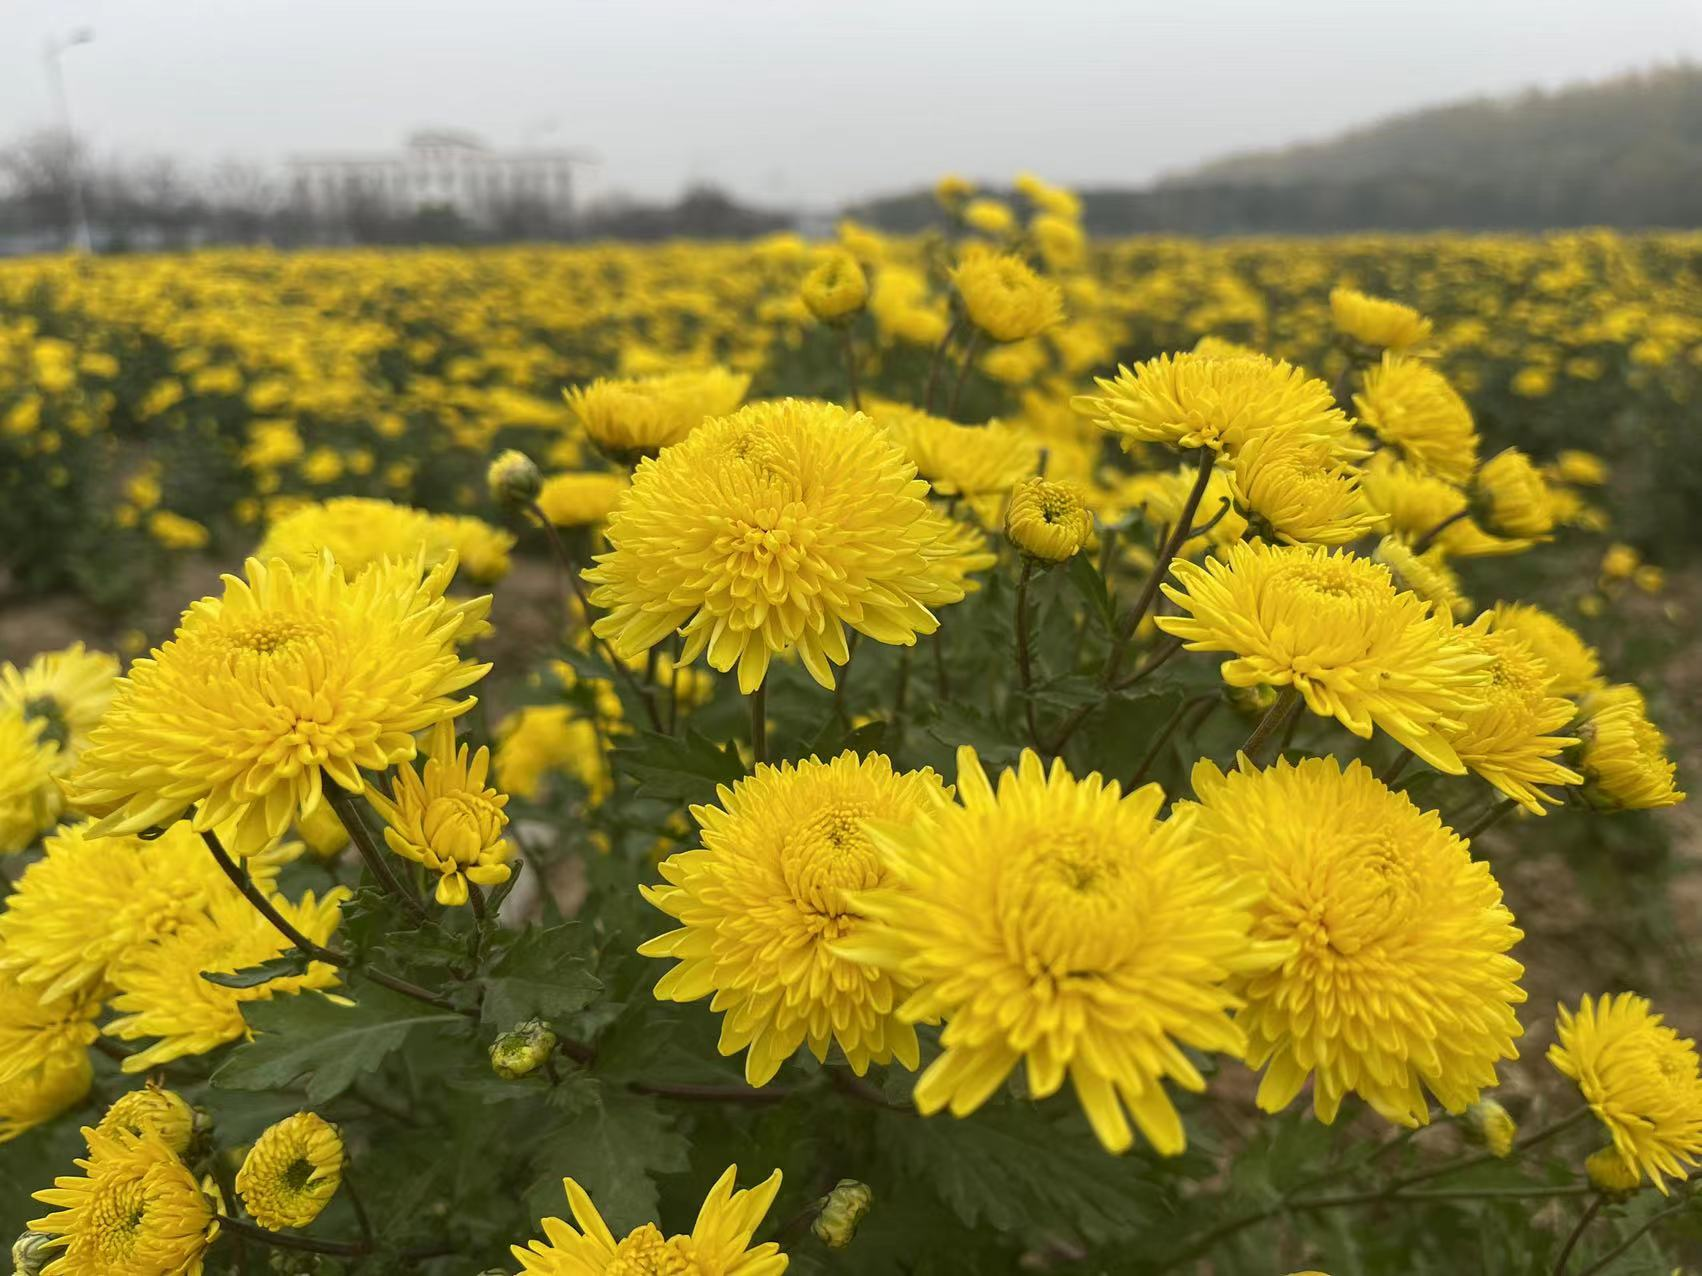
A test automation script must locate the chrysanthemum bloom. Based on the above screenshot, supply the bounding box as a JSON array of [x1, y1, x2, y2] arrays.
[[63, 553, 490, 855], [367, 719, 512, 906], [1549, 993, 1702, 1193], [106, 888, 346, 1072], [586, 399, 967, 693], [236, 1112, 344, 1230], [1358, 452, 1530, 559], [1184, 755, 1526, 1125], [1555, 449, 1609, 486], [1005, 477, 1094, 562], [840, 747, 1286, 1155], [0, 821, 242, 1001], [1329, 286, 1433, 353], [949, 248, 1064, 343], [1576, 684, 1685, 810], [868, 265, 950, 347], [0, 1051, 89, 1144], [30, 1126, 220, 1275], [256, 497, 514, 584], [800, 249, 868, 323], [537, 471, 629, 527], [1441, 615, 1582, 812], [1229, 428, 1383, 546], [1031, 212, 1086, 271], [640, 752, 947, 1085], [926, 510, 999, 594], [1353, 355, 1478, 483], [513, 1164, 786, 1276], [1373, 536, 1470, 619], [962, 198, 1017, 237], [487, 448, 544, 506], [870, 400, 1039, 498], [0, 641, 118, 766], [1485, 603, 1602, 698], [1159, 542, 1490, 773], [1476, 448, 1556, 538], [0, 966, 101, 1091], [1586, 1145, 1643, 1195], [564, 366, 751, 457], [1073, 352, 1353, 458], [98, 1085, 197, 1157], [495, 705, 613, 805], [435, 514, 515, 583], [0, 709, 59, 853]]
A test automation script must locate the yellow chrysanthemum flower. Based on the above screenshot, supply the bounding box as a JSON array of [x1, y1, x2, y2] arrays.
[[800, 249, 868, 323], [513, 1164, 786, 1276], [367, 719, 513, 906], [564, 366, 751, 457], [926, 510, 999, 594], [1159, 542, 1490, 773], [841, 747, 1286, 1155], [0, 641, 118, 768], [1185, 755, 1525, 1126], [434, 513, 515, 583], [1330, 285, 1434, 353], [1373, 536, 1470, 619], [64, 554, 490, 855], [105, 888, 346, 1072], [1555, 449, 1609, 486], [1005, 476, 1094, 562], [949, 248, 1064, 343], [0, 821, 242, 1002], [1353, 355, 1478, 484], [1577, 684, 1685, 810], [1549, 993, 1702, 1193], [236, 1112, 344, 1230], [1230, 428, 1383, 546], [1476, 448, 1556, 539], [640, 752, 946, 1086], [0, 1051, 90, 1145], [962, 198, 1016, 237], [1442, 615, 1583, 812], [1358, 451, 1531, 558], [256, 496, 512, 582], [495, 705, 614, 805], [0, 709, 59, 854], [0, 965, 101, 1092], [1586, 1145, 1643, 1194], [1485, 603, 1602, 699], [30, 1126, 219, 1276], [1466, 1097, 1518, 1157], [586, 399, 967, 694], [537, 471, 629, 527], [869, 400, 1039, 498], [1073, 351, 1352, 458], [98, 1085, 197, 1157], [1031, 212, 1086, 271]]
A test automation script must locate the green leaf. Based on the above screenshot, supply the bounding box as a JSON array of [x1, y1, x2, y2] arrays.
[[800, 714, 887, 763], [609, 729, 745, 805], [1066, 552, 1116, 635], [199, 952, 311, 989], [480, 922, 602, 1030], [212, 984, 465, 1104], [524, 1089, 690, 1235]]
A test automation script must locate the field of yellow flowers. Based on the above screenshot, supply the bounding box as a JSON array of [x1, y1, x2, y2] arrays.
[[0, 177, 1699, 1276]]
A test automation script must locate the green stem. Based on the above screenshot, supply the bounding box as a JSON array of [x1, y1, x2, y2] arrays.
[[1412, 507, 1470, 555], [325, 781, 429, 926], [1104, 446, 1215, 682], [922, 315, 962, 414], [1014, 560, 1041, 749], [750, 683, 768, 766], [1575, 1197, 1695, 1276], [200, 830, 348, 968], [1240, 687, 1301, 765], [1462, 795, 1520, 840], [839, 323, 862, 411], [1551, 1194, 1604, 1275], [946, 329, 983, 419]]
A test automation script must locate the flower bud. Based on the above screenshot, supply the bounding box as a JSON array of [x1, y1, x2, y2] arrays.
[[1464, 1098, 1516, 1158], [487, 450, 542, 509], [800, 250, 868, 324], [1005, 477, 1093, 563], [1585, 1146, 1641, 1198], [490, 1018, 558, 1080], [10, 1231, 52, 1276], [811, 1179, 873, 1249], [98, 1083, 198, 1157]]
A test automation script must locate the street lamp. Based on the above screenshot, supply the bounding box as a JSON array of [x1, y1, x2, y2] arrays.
[[43, 27, 96, 253]]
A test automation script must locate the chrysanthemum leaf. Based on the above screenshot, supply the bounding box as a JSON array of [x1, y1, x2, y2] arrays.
[[198, 952, 312, 990], [480, 923, 602, 1031], [523, 1090, 689, 1237], [609, 729, 747, 805]]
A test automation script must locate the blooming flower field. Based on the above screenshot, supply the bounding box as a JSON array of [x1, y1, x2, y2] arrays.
[[1, 181, 1699, 1274]]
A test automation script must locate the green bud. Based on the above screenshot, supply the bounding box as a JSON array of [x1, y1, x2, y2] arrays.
[[811, 1179, 873, 1249], [487, 449, 542, 508], [1464, 1098, 1516, 1158], [489, 1018, 558, 1080], [11, 1231, 54, 1276]]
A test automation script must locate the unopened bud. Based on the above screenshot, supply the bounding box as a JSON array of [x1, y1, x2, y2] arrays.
[[487, 450, 542, 509], [489, 1019, 558, 1080], [10, 1231, 53, 1276], [811, 1179, 873, 1249], [1464, 1098, 1516, 1158], [800, 250, 869, 324], [1225, 683, 1278, 717], [1585, 1146, 1641, 1198]]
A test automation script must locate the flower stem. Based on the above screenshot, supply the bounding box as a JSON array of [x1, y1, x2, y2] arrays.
[[1380, 746, 1414, 786], [1462, 794, 1520, 840], [1551, 1194, 1604, 1275], [1575, 1197, 1695, 1275], [342, 1161, 375, 1254], [946, 328, 983, 419], [219, 1215, 369, 1258], [325, 781, 428, 926], [1412, 507, 1470, 554], [200, 830, 348, 968], [1128, 694, 1214, 789], [922, 316, 962, 414], [1014, 560, 1041, 749], [1240, 687, 1302, 765], [628, 1080, 792, 1105], [1104, 446, 1215, 682], [750, 683, 768, 766], [839, 324, 862, 410]]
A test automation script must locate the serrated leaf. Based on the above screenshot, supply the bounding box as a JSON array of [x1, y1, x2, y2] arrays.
[[1066, 552, 1116, 634], [480, 922, 601, 1030], [212, 984, 464, 1104], [609, 729, 745, 804], [524, 1089, 690, 1234], [199, 952, 312, 989]]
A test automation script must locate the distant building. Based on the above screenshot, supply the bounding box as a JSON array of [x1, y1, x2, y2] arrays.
[[287, 129, 584, 227]]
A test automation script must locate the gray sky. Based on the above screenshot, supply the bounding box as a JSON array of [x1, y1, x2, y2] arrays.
[[4, 0, 1699, 208]]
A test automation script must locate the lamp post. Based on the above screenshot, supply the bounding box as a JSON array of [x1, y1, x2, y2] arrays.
[[43, 27, 95, 253]]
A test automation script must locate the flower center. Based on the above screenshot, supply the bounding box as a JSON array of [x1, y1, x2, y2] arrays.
[[608, 1224, 702, 1276], [783, 803, 882, 917], [90, 1179, 147, 1260], [21, 695, 69, 749]]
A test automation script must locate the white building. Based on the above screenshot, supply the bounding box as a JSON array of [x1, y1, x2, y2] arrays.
[[288, 130, 583, 227]]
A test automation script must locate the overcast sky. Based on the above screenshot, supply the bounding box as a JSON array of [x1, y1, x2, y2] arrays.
[[3, 0, 1699, 208]]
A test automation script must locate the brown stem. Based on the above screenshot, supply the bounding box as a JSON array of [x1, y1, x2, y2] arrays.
[[750, 682, 768, 766], [1461, 795, 1520, 840], [200, 830, 348, 968], [1412, 507, 1470, 555], [1379, 746, 1414, 786], [1551, 1194, 1604, 1275], [325, 781, 428, 925], [1014, 560, 1041, 749], [219, 1215, 369, 1258], [1576, 1198, 1694, 1276], [342, 1161, 375, 1253], [1240, 687, 1302, 765], [1105, 447, 1215, 682], [1128, 694, 1214, 789]]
